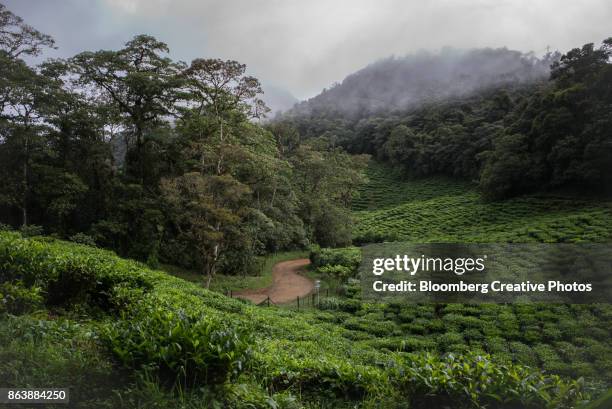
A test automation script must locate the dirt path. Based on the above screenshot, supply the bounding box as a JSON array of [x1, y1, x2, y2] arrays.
[[233, 258, 313, 305]]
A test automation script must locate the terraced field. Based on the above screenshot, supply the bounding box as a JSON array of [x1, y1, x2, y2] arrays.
[[352, 162, 612, 244]]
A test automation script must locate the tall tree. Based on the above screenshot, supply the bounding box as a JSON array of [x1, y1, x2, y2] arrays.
[[0, 7, 57, 226], [161, 59, 270, 286], [0, 3, 54, 59], [68, 35, 184, 186]]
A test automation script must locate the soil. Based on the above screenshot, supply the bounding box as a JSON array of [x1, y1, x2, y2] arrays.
[[233, 258, 313, 305]]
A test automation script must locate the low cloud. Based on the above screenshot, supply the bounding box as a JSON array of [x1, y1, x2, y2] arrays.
[[4, 0, 612, 99]]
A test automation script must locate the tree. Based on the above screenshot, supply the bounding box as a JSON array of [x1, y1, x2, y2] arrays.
[[68, 35, 184, 186], [162, 172, 249, 287], [0, 3, 55, 59], [0, 57, 61, 226], [161, 59, 273, 286], [183, 58, 269, 175]]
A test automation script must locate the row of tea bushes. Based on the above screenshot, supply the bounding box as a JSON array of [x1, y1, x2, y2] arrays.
[[0, 231, 595, 408]]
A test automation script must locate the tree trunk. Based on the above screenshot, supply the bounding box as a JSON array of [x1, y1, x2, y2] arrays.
[[136, 124, 145, 186], [21, 125, 30, 227], [216, 119, 224, 175], [270, 183, 277, 207], [206, 269, 214, 289]]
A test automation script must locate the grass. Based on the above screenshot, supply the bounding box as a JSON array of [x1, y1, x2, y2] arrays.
[[161, 250, 308, 293]]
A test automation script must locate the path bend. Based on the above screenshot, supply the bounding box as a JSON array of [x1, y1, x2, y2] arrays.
[[233, 258, 313, 305]]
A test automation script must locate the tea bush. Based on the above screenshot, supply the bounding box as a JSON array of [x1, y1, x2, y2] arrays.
[[104, 302, 251, 387], [0, 281, 44, 315], [310, 246, 361, 274], [397, 352, 587, 409], [316, 264, 352, 282], [352, 162, 612, 244], [0, 232, 602, 407], [0, 231, 152, 312]]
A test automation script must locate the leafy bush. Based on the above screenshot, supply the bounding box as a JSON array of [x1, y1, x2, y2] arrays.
[[318, 297, 360, 313], [397, 352, 587, 409], [316, 264, 352, 282], [18, 224, 44, 237], [0, 232, 604, 407], [0, 281, 44, 315], [309, 246, 361, 274], [0, 231, 152, 311], [352, 163, 612, 244], [104, 302, 251, 387]]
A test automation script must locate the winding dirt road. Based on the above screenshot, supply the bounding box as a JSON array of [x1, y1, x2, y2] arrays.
[[233, 258, 313, 305]]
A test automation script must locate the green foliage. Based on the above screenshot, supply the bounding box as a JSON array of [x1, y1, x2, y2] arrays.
[[0, 231, 152, 311], [104, 302, 251, 387], [18, 224, 44, 237], [0, 3, 363, 284], [282, 37, 612, 201], [316, 265, 352, 282], [353, 162, 612, 244], [69, 232, 97, 247], [1, 232, 598, 408], [310, 246, 361, 272], [0, 281, 43, 315], [398, 352, 587, 409]]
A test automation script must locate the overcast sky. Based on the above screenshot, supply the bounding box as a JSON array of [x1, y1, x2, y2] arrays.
[[4, 0, 612, 100]]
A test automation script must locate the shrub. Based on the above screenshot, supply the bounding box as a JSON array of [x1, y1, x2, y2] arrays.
[[398, 352, 587, 409], [317, 297, 360, 314], [309, 246, 361, 275], [316, 264, 352, 282], [0, 232, 152, 312], [104, 302, 251, 387], [0, 281, 44, 315], [509, 341, 537, 367], [19, 224, 44, 237], [437, 332, 464, 351]]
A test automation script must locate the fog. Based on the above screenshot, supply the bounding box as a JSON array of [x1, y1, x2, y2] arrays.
[[3, 0, 612, 106], [289, 47, 554, 116]]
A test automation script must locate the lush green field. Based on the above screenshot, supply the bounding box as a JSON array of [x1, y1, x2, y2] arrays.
[[0, 231, 595, 408], [352, 162, 612, 244]]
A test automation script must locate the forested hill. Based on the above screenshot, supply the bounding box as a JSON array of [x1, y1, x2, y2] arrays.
[[274, 39, 612, 200], [287, 48, 554, 119]]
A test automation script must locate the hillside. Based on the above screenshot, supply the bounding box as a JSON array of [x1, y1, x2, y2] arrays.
[[287, 48, 553, 119], [0, 230, 596, 408], [352, 162, 612, 244], [1, 4, 611, 408], [277, 37, 612, 201]]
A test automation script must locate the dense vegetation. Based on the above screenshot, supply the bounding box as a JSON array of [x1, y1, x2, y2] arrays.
[[280, 39, 612, 200], [1, 3, 611, 408], [352, 162, 612, 244], [306, 163, 612, 395], [0, 3, 365, 287], [0, 230, 596, 408]]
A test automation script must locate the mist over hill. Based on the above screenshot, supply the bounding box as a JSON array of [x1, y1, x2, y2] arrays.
[[287, 47, 557, 118], [261, 84, 299, 116]]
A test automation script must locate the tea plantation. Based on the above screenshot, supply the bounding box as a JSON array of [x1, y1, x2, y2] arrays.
[[328, 161, 612, 400], [0, 231, 597, 408], [352, 162, 612, 244]]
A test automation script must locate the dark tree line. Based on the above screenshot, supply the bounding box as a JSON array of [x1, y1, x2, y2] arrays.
[[0, 3, 366, 285], [279, 39, 612, 199]]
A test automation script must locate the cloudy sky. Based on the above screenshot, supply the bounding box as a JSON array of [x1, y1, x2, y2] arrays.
[[4, 0, 612, 102]]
